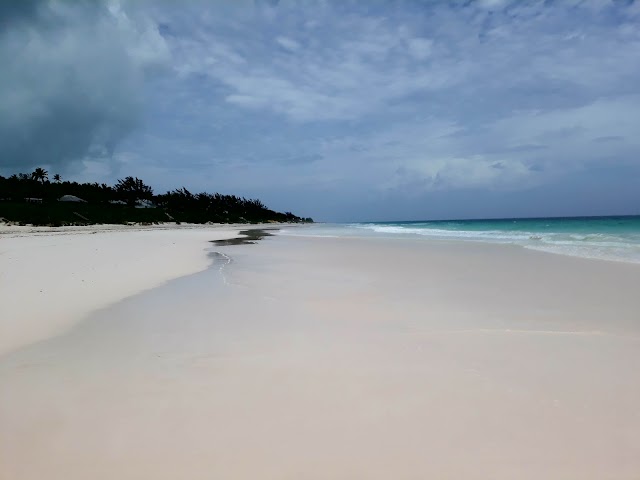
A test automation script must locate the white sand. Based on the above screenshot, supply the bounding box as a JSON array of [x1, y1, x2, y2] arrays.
[[1, 232, 640, 479], [0, 224, 243, 355]]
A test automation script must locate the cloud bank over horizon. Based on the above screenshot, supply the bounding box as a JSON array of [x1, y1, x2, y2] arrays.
[[1, 0, 639, 221]]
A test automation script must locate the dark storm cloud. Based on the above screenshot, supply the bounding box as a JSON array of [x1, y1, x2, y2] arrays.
[[0, 0, 168, 172], [0, 0, 41, 26]]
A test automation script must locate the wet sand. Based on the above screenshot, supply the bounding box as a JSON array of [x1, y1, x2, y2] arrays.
[[1, 233, 640, 479]]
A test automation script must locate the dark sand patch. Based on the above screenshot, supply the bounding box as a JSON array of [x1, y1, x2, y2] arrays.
[[210, 228, 277, 246]]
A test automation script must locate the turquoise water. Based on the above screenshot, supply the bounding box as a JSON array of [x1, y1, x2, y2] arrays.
[[281, 216, 640, 264]]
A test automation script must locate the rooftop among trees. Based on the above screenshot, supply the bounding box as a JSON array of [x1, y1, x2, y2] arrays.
[[0, 170, 313, 226]]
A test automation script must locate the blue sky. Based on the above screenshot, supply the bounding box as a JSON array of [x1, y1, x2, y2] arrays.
[[1, 0, 639, 221]]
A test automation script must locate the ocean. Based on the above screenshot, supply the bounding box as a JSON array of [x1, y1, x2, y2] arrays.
[[281, 216, 640, 264]]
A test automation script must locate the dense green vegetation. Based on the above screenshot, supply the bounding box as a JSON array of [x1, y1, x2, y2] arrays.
[[0, 169, 312, 226]]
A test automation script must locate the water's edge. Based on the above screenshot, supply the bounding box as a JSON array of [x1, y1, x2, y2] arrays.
[[280, 216, 640, 265]]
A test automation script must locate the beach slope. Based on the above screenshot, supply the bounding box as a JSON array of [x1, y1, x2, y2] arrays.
[[0, 224, 241, 355], [1, 233, 640, 479]]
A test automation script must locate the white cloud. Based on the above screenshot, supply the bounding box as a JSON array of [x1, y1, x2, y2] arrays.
[[391, 156, 533, 191], [475, 0, 512, 10], [162, 0, 640, 132], [275, 35, 300, 51], [165, 5, 467, 121], [406, 37, 433, 60]]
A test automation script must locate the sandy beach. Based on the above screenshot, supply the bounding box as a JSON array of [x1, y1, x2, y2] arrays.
[[0, 224, 244, 355], [1, 228, 640, 479]]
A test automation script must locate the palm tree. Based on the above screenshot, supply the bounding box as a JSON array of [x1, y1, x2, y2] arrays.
[[31, 168, 49, 184], [53, 174, 61, 183], [115, 176, 154, 205]]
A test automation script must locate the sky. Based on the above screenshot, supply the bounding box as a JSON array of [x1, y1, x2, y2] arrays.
[[1, 0, 639, 221]]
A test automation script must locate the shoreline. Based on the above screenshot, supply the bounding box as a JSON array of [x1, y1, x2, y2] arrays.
[[281, 223, 640, 267]]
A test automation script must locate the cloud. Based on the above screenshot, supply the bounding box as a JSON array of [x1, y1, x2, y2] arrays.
[[2, 0, 639, 220], [275, 36, 300, 51], [162, 0, 640, 137], [0, 0, 41, 26], [592, 135, 624, 143], [406, 37, 433, 60], [476, 0, 512, 9], [0, 0, 169, 172], [166, 3, 464, 122]]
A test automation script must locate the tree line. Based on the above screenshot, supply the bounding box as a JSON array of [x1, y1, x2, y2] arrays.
[[0, 168, 313, 226]]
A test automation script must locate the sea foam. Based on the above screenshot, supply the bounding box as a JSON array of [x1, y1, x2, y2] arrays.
[[350, 219, 640, 264]]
